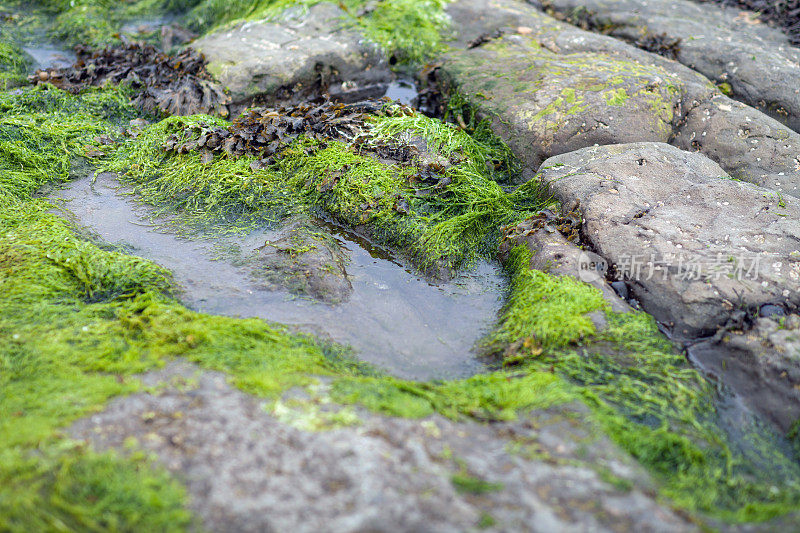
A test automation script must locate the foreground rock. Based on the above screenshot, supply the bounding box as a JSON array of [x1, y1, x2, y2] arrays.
[[538, 142, 800, 338], [70, 361, 695, 532], [193, 3, 390, 109], [439, 0, 800, 197], [541, 0, 800, 133], [254, 219, 352, 304], [690, 314, 800, 433]]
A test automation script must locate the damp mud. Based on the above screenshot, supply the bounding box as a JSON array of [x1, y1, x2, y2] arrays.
[[51, 172, 506, 381]]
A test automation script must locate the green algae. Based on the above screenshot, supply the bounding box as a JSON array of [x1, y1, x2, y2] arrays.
[[4, 78, 800, 528], [0, 445, 191, 532], [0, 29, 32, 90], [484, 245, 607, 356], [451, 472, 504, 494], [8, 0, 451, 65], [185, 0, 451, 64], [491, 245, 800, 523]]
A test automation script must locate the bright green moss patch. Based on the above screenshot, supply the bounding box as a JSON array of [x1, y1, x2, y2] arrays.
[[107, 109, 547, 275], [484, 246, 607, 355], [330, 370, 573, 421], [0, 445, 191, 532], [0, 30, 32, 90], [451, 472, 504, 494]]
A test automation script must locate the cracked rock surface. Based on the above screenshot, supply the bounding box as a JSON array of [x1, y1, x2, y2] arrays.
[[538, 142, 800, 337]]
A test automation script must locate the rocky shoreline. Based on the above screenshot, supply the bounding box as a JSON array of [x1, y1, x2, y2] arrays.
[[2, 0, 800, 530]]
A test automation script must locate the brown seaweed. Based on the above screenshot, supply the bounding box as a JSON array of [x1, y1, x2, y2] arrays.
[[30, 44, 230, 117], [162, 97, 414, 167]]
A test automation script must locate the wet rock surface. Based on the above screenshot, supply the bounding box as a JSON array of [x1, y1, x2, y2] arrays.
[[441, 0, 800, 197], [439, 27, 681, 169], [69, 360, 696, 533], [690, 314, 800, 433], [541, 0, 800, 132], [192, 2, 390, 109], [254, 219, 352, 304], [538, 142, 800, 338]]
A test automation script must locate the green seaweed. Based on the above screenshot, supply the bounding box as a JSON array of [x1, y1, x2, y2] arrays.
[[491, 245, 800, 522], [0, 29, 32, 90], [4, 78, 800, 529]]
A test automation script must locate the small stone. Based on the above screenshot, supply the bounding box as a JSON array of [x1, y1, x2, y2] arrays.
[[611, 281, 629, 300], [760, 304, 786, 318]]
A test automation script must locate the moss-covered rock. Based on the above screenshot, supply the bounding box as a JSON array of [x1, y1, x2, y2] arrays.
[[438, 31, 682, 169]]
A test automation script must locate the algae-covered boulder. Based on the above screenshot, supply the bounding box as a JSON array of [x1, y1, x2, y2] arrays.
[[542, 0, 800, 133], [538, 142, 800, 337], [441, 0, 800, 197], [439, 32, 681, 169], [193, 2, 391, 109], [254, 219, 352, 304]]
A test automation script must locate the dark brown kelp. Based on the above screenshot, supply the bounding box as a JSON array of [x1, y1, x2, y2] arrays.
[[162, 97, 415, 169], [30, 44, 230, 117]]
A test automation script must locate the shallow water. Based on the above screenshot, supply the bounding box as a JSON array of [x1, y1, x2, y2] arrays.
[[51, 173, 506, 380], [23, 44, 75, 70], [383, 78, 418, 106]]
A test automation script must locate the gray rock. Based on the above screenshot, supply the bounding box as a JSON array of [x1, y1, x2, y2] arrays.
[[253, 219, 352, 305], [441, 0, 800, 197], [672, 95, 800, 196], [439, 30, 681, 170], [193, 3, 390, 109], [69, 360, 695, 532], [499, 223, 630, 314], [539, 0, 800, 133], [689, 314, 800, 432], [538, 142, 800, 337]]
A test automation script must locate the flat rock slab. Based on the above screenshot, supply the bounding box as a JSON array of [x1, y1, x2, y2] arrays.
[[69, 361, 694, 532], [541, 0, 800, 133], [193, 3, 390, 108], [442, 0, 800, 197], [539, 142, 800, 337]]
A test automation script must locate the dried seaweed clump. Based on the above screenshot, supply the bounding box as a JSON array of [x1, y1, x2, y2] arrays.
[[30, 44, 230, 117], [501, 208, 582, 244], [162, 97, 412, 169]]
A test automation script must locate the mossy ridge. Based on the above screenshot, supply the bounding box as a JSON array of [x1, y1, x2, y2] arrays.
[[491, 245, 800, 522], [107, 109, 548, 275]]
